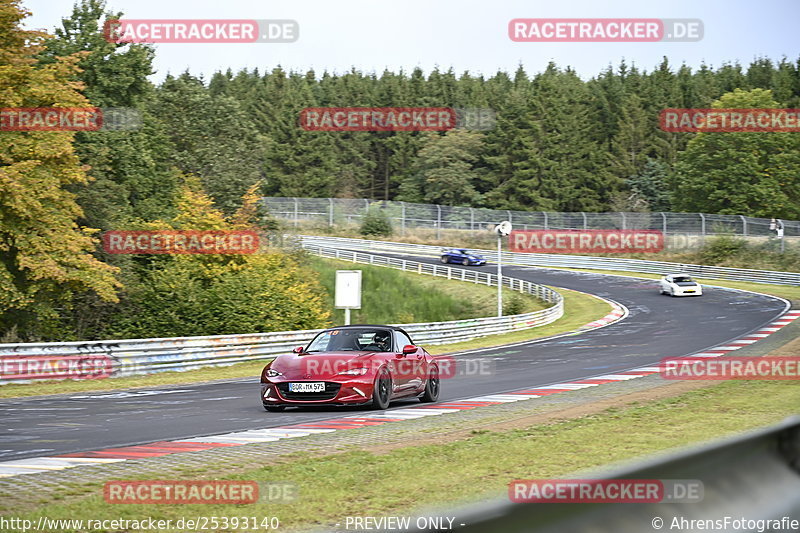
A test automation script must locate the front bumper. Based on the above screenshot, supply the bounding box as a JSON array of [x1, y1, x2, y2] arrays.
[[261, 379, 375, 406]]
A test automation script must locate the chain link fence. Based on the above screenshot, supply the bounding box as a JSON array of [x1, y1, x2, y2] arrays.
[[262, 197, 799, 239]]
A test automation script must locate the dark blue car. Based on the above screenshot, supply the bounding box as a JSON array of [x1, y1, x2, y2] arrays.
[[440, 248, 486, 266]]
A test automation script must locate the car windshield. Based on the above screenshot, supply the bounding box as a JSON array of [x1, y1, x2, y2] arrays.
[[306, 328, 393, 353], [673, 276, 694, 283]]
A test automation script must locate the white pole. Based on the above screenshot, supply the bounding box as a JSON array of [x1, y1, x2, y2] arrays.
[[497, 234, 503, 317], [344, 308, 351, 326]]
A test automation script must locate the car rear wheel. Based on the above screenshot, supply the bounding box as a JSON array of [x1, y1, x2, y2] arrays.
[[462, 258, 469, 266], [371, 367, 392, 410], [419, 366, 440, 403], [263, 404, 285, 412]]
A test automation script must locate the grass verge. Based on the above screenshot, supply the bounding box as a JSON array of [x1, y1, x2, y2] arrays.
[[0, 285, 605, 400], [311, 256, 547, 325], [17, 380, 800, 531]]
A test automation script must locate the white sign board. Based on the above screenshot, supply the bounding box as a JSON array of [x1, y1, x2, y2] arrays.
[[335, 270, 362, 309]]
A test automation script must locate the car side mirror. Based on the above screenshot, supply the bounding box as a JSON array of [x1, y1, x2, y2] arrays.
[[402, 345, 417, 355], [292, 346, 304, 354]]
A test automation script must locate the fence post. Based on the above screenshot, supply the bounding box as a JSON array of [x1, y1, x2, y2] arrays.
[[470, 207, 475, 231], [581, 211, 587, 230], [436, 204, 442, 240], [661, 212, 667, 235], [699, 213, 706, 237], [543, 212, 548, 230], [328, 198, 334, 227], [293, 197, 299, 228], [401, 201, 406, 236], [620, 212, 626, 230], [740, 215, 747, 236]]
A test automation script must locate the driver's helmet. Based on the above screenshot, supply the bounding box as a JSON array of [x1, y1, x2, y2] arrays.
[[373, 331, 391, 351]]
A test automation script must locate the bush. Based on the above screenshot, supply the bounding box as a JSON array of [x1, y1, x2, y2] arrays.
[[360, 208, 393, 236], [698, 235, 748, 265], [100, 252, 331, 338]]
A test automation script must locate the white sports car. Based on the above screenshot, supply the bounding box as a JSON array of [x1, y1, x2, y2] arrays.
[[659, 274, 703, 297]]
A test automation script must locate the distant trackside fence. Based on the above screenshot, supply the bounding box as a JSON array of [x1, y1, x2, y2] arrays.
[[262, 197, 800, 238], [0, 248, 563, 384], [299, 235, 800, 286]]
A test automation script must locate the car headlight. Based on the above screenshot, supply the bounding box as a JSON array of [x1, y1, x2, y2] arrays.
[[266, 369, 282, 378], [338, 368, 368, 376]]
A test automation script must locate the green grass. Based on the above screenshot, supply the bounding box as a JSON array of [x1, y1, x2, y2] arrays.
[[16, 380, 800, 530], [310, 256, 547, 325]]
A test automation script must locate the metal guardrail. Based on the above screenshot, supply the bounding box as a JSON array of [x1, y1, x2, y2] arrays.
[[300, 236, 800, 286], [0, 249, 563, 384], [263, 197, 800, 238], [406, 416, 800, 532]]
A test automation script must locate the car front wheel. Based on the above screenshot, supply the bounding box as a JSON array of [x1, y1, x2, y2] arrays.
[[419, 366, 440, 403], [440, 256, 448, 263], [372, 367, 392, 410], [462, 258, 469, 266]]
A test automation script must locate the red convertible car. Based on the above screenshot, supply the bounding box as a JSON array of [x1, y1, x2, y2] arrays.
[[260, 325, 440, 411]]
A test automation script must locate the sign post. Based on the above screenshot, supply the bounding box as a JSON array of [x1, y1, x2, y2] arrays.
[[493, 221, 513, 317], [335, 270, 362, 325]]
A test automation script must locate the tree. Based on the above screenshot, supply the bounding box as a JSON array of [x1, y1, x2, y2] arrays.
[[0, 0, 119, 340], [627, 159, 672, 211], [153, 74, 268, 214], [400, 131, 484, 206], [671, 89, 800, 218], [39, 0, 177, 229]]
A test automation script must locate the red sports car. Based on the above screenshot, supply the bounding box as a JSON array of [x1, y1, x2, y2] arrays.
[[260, 325, 440, 411]]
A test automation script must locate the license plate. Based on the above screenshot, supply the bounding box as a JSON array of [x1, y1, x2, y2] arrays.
[[685, 290, 695, 293], [289, 382, 325, 393]]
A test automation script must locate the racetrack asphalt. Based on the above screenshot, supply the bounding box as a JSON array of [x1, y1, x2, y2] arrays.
[[0, 256, 787, 461]]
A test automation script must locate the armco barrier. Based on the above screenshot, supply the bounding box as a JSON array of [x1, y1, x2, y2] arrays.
[[299, 235, 800, 286], [403, 416, 800, 532], [0, 250, 563, 384]]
